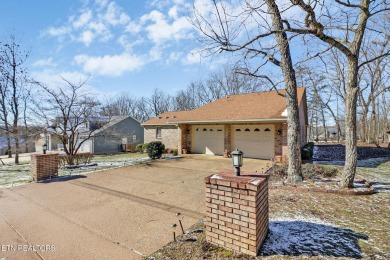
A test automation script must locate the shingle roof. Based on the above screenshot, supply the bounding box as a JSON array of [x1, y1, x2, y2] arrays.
[[142, 87, 306, 125], [92, 115, 140, 135], [141, 111, 193, 126]]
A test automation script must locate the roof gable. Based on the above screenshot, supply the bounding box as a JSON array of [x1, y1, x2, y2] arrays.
[[142, 87, 306, 125], [92, 115, 140, 134]]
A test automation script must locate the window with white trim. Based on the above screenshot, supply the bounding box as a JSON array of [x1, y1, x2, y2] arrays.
[[156, 127, 162, 138]]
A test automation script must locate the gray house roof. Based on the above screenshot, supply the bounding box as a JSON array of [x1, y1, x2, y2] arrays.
[[91, 115, 141, 135]]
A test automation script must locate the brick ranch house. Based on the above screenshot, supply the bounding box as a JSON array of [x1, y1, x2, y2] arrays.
[[142, 87, 308, 160]]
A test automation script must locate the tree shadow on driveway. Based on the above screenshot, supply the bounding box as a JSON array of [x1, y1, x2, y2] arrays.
[[39, 174, 87, 184], [259, 220, 368, 258]]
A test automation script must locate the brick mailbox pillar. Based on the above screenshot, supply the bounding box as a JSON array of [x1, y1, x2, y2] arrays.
[[31, 154, 59, 182], [204, 171, 269, 256]]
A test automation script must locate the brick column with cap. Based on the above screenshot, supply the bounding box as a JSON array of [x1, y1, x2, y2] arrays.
[[31, 154, 59, 182], [204, 171, 269, 256]]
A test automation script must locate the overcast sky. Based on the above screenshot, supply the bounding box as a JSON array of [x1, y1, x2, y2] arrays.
[[0, 0, 227, 98]]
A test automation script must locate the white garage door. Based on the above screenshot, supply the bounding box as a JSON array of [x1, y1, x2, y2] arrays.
[[193, 125, 224, 155], [78, 139, 92, 153], [233, 125, 274, 159]]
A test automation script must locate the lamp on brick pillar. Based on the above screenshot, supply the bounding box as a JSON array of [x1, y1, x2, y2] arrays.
[[43, 143, 47, 154], [231, 148, 243, 176]]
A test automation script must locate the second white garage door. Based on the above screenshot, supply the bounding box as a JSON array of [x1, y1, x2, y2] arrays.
[[233, 125, 275, 159], [193, 125, 224, 155]]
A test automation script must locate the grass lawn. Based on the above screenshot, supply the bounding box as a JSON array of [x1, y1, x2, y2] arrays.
[[0, 152, 150, 188], [93, 152, 149, 162], [147, 160, 390, 259]]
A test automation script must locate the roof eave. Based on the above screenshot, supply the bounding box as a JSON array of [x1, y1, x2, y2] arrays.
[[167, 118, 288, 125], [141, 123, 170, 126]]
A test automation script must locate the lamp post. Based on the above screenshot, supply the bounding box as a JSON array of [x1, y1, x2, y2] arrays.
[[231, 148, 243, 176], [43, 143, 47, 154], [171, 223, 177, 241], [176, 212, 184, 234]]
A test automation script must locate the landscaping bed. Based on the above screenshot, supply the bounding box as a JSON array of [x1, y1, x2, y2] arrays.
[[146, 160, 390, 259], [268, 162, 376, 195]]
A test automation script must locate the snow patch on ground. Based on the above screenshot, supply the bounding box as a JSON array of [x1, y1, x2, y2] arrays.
[[0, 158, 151, 189], [260, 216, 368, 258]]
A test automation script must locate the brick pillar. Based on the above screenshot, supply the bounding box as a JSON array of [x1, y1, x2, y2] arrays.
[[179, 124, 191, 154], [204, 171, 269, 256], [224, 124, 231, 152], [31, 154, 59, 182]]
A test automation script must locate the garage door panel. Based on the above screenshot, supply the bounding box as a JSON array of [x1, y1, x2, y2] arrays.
[[193, 126, 224, 155], [233, 125, 274, 159]]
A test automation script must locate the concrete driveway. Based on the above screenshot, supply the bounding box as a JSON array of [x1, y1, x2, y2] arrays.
[[0, 155, 270, 259]]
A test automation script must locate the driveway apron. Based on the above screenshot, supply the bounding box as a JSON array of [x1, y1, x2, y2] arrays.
[[0, 156, 269, 259]]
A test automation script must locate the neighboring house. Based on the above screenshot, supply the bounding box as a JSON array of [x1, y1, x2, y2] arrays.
[[82, 115, 144, 154], [142, 87, 308, 160], [313, 125, 345, 142], [0, 136, 36, 155], [42, 115, 144, 154]]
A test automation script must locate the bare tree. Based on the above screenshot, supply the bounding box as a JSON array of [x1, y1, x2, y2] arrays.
[[357, 37, 390, 145], [100, 94, 151, 122], [33, 77, 102, 165], [148, 88, 173, 117], [174, 83, 201, 111], [174, 65, 266, 111], [192, 0, 303, 181], [0, 35, 30, 163], [287, 0, 390, 187]]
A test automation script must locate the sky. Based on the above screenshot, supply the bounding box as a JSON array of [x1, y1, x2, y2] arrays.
[[0, 0, 224, 99]]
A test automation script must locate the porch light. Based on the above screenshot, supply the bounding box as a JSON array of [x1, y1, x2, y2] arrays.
[[231, 148, 243, 176], [43, 143, 47, 154]]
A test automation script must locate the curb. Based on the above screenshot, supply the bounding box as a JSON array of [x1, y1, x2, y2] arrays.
[[269, 183, 375, 195]]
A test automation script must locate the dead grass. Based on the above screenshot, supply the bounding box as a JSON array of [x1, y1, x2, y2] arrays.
[[146, 160, 390, 259]]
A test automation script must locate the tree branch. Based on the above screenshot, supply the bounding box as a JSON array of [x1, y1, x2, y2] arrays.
[[358, 50, 390, 69]]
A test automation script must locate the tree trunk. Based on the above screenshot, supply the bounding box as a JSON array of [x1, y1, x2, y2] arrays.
[[340, 58, 359, 188], [321, 109, 327, 142], [266, 0, 302, 181], [324, 102, 341, 143], [14, 136, 20, 164], [6, 134, 12, 158], [361, 113, 367, 143]]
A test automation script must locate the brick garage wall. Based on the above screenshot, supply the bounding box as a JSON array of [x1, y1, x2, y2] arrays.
[[179, 124, 191, 154], [31, 154, 59, 182], [224, 124, 231, 152], [299, 92, 308, 146], [205, 172, 269, 256], [281, 123, 288, 159], [144, 125, 179, 149], [275, 122, 283, 156]]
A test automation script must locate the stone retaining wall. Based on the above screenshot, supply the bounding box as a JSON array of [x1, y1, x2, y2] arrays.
[[313, 145, 390, 161]]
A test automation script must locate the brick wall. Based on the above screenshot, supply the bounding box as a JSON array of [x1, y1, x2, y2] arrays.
[[274, 122, 283, 156], [224, 124, 231, 152], [299, 98, 308, 146], [178, 124, 191, 154], [204, 171, 269, 256], [144, 125, 179, 149], [282, 123, 288, 159], [31, 154, 59, 182]]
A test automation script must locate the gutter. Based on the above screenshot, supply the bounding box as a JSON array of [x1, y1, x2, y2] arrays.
[[166, 118, 287, 125]]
